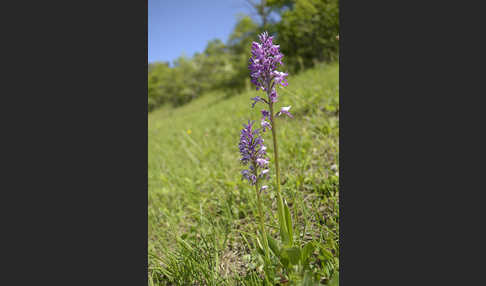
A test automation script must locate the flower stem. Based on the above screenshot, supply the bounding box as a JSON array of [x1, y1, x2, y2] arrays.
[[268, 102, 288, 236]]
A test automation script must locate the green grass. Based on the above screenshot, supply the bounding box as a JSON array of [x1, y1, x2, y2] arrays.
[[148, 62, 339, 285]]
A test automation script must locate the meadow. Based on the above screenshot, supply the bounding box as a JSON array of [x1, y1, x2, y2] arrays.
[[148, 62, 339, 285]]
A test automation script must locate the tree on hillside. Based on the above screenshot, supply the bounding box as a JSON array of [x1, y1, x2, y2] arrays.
[[195, 39, 233, 91], [148, 62, 171, 111], [276, 0, 339, 72]]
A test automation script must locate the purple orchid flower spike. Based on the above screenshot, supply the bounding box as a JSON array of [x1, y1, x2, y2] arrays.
[[238, 120, 270, 186], [248, 31, 291, 131], [249, 31, 287, 93]]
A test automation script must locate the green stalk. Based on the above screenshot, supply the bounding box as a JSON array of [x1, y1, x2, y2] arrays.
[[268, 101, 288, 238]]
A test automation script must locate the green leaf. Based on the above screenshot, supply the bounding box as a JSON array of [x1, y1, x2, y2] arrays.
[[301, 241, 315, 266], [302, 271, 315, 286], [284, 199, 293, 246], [279, 250, 290, 270], [320, 247, 333, 261], [285, 246, 301, 266], [176, 237, 193, 252], [266, 234, 281, 257], [255, 237, 265, 257], [281, 256, 290, 270], [277, 206, 289, 244], [280, 227, 289, 245], [328, 271, 339, 286]]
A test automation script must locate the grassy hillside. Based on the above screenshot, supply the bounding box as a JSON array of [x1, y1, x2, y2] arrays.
[[149, 62, 339, 285]]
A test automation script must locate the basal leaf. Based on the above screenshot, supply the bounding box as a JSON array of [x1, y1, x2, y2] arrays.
[[284, 199, 293, 246], [266, 234, 281, 257], [285, 246, 301, 266]]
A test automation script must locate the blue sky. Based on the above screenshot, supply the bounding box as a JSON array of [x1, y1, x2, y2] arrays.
[[149, 0, 251, 64]]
